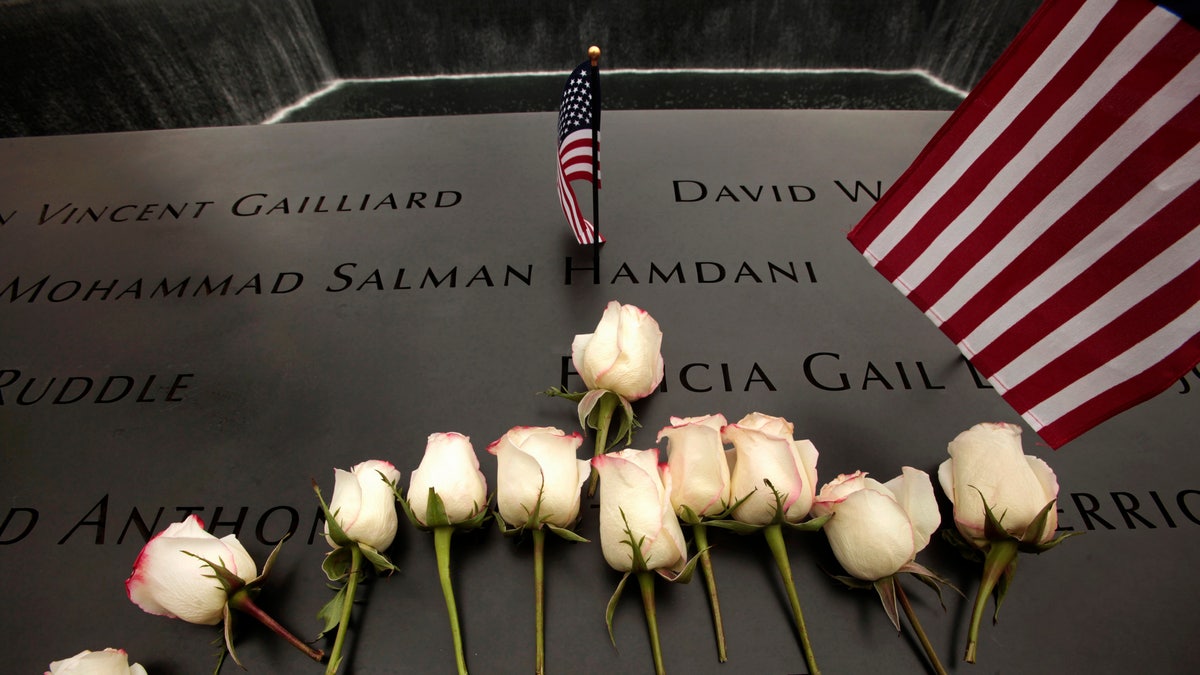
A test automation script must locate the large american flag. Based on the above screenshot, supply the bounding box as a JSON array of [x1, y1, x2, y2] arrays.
[[848, 0, 1200, 449], [557, 61, 604, 245]]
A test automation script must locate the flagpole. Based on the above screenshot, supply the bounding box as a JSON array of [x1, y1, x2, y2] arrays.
[[588, 45, 601, 285]]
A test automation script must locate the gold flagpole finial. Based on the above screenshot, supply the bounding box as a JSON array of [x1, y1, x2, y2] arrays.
[[588, 46, 601, 66]]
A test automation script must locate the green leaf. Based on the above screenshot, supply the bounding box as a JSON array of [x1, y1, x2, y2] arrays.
[[316, 584, 350, 637], [605, 572, 632, 646], [873, 576, 901, 632], [322, 547, 353, 582]]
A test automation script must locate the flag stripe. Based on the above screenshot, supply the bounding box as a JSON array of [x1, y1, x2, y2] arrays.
[[960, 139, 1200, 367], [903, 10, 1189, 315], [1034, 324, 1200, 446], [846, 0, 1200, 448], [850, 0, 1122, 264], [991, 221, 1200, 393], [1025, 289, 1200, 432], [968, 172, 1200, 376]]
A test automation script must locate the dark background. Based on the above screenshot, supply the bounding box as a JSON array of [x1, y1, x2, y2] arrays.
[[0, 0, 1040, 137]]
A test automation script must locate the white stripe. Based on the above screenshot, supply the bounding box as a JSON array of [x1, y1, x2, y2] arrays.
[[1021, 297, 1200, 429], [861, 0, 1116, 264], [557, 161, 590, 243], [906, 11, 1182, 314], [990, 222, 1200, 393], [960, 143, 1200, 353]]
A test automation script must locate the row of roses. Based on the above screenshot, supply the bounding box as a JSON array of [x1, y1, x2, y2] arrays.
[[49, 417, 1067, 675], [48, 301, 1073, 674]]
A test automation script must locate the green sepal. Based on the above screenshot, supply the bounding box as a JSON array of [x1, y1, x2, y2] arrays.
[[991, 551, 1019, 623], [181, 551, 246, 596], [898, 560, 963, 608], [1021, 499, 1085, 553], [542, 386, 586, 403], [360, 543, 399, 575], [577, 389, 638, 450], [605, 571, 632, 646], [546, 523, 589, 543], [694, 518, 763, 535], [322, 546, 354, 582], [783, 512, 831, 532], [873, 576, 901, 632], [660, 547, 703, 584], [978, 487, 1013, 543], [941, 526, 986, 563], [826, 571, 873, 591], [316, 584, 350, 638], [313, 479, 353, 548], [424, 488, 453, 529], [222, 602, 243, 669], [248, 533, 288, 589]]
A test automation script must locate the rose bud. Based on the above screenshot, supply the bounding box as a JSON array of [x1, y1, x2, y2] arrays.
[[723, 412, 820, 525], [408, 432, 488, 526], [45, 648, 147, 675], [592, 448, 687, 578], [658, 414, 731, 520], [812, 468, 940, 581], [125, 514, 256, 625], [488, 426, 590, 530], [571, 300, 665, 401], [937, 422, 1059, 547], [325, 459, 401, 553]]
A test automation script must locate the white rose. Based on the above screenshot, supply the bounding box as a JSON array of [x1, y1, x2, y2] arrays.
[[571, 301, 665, 400], [937, 422, 1059, 547], [408, 432, 488, 525], [45, 648, 147, 675], [125, 515, 256, 625], [658, 414, 731, 518], [488, 426, 590, 529], [592, 448, 687, 577], [325, 459, 401, 552], [724, 413, 819, 525], [812, 468, 940, 581]]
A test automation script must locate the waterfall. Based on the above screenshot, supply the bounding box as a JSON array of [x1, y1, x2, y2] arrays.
[[0, 0, 335, 136], [0, 0, 1039, 137]]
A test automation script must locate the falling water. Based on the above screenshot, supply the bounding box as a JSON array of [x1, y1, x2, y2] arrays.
[[0, 0, 1039, 137]]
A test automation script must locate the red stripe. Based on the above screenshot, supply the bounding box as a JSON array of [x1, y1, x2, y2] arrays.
[[942, 89, 1200, 346], [1001, 258, 1200, 413], [879, 1, 1152, 289], [1034, 330, 1200, 448], [970, 180, 1200, 377], [847, 0, 1092, 255]]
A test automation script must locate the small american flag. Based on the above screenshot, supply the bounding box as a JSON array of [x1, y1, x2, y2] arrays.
[[848, 0, 1199, 449], [557, 60, 604, 245]]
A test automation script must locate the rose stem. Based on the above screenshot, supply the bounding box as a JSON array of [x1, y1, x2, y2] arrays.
[[586, 394, 618, 497], [533, 527, 546, 675], [636, 571, 666, 675], [324, 545, 362, 674], [896, 578, 948, 675], [692, 523, 727, 662], [965, 540, 1019, 664], [763, 523, 820, 675], [231, 593, 325, 663], [435, 526, 469, 675]]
